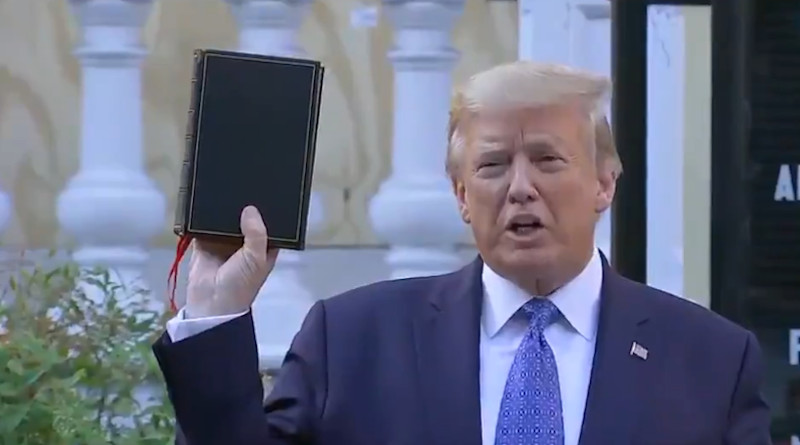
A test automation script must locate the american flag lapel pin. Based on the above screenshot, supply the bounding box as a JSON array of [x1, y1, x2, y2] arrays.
[[630, 342, 648, 360]]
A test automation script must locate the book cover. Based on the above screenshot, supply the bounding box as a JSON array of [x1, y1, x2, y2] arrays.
[[174, 48, 325, 251]]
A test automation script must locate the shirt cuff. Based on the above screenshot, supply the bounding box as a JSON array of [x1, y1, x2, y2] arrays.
[[166, 307, 248, 342]]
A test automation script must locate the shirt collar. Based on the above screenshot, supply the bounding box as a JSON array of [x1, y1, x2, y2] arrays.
[[481, 248, 603, 341]]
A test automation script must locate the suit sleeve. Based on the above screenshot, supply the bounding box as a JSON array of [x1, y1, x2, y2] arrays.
[[153, 300, 329, 445], [724, 331, 772, 445]]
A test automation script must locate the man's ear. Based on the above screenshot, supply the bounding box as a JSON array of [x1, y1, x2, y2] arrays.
[[451, 177, 471, 224], [595, 168, 618, 214]]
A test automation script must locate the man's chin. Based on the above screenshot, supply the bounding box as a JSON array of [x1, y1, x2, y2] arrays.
[[499, 245, 558, 270]]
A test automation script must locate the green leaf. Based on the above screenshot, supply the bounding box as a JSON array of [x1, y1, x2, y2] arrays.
[[0, 382, 20, 397], [6, 359, 24, 375], [22, 368, 48, 386], [0, 403, 30, 432]]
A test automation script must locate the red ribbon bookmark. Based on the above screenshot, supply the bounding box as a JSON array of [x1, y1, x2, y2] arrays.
[[167, 235, 192, 313]]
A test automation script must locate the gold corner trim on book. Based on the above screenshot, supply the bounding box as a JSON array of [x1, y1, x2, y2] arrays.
[[185, 50, 323, 244]]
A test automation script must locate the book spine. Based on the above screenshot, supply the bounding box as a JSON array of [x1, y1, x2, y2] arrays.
[[296, 65, 325, 250], [173, 49, 205, 237]]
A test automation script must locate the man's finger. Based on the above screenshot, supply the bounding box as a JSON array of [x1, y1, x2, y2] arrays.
[[241, 205, 268, 256], [195, 238, 238, 261]]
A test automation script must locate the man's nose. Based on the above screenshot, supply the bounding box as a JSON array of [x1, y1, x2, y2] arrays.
[[507, 159, 538, 204]]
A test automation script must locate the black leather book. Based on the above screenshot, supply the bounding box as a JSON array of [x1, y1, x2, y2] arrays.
[[173, 49, 325, 250]]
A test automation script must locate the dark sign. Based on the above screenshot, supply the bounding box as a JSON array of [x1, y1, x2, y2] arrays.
[[748, 0, 800, 290], [744, 1, 800, 442], [613, 1, 800, 440]]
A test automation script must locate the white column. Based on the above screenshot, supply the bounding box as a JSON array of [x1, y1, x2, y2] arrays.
[[517, 0, 536, 61], [0, 191, 10, 269], [368, 0, 467, 279], [571, 1, 613, 259], [57, 0, 166, 298], [0, 191, 9, 241], [517, 0, 573, 64], [518, 0, 614, 258], [227, 0, 323, 370], [646, 6, 685, 297]]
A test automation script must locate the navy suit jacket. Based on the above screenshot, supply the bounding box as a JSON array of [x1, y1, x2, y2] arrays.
[[152, 256, 772, 445]]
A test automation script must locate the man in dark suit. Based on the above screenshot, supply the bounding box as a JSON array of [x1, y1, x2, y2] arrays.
[[153, 61, 772, 445]]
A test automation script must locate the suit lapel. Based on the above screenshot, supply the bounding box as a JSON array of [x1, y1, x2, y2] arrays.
[[413, 258, 484, 445], [579, 257, 659, 444]]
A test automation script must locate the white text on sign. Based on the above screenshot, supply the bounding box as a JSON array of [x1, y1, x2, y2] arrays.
[[790, 329, 800, 365], [775, 164, 800, 201]]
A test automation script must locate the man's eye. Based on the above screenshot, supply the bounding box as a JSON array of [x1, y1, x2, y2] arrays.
[[540, 155, 560, 163]]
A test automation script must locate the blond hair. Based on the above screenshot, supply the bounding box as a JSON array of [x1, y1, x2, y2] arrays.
[[446, 61, 622, 179]]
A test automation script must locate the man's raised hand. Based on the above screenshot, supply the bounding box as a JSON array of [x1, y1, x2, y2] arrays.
[[184, 206, 279, 319]]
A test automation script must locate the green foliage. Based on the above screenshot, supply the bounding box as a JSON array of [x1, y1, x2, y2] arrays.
[[0, 261, 175, 445]]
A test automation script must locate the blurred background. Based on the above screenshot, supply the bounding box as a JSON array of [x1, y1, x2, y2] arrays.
[[0, 0, 797, 443]]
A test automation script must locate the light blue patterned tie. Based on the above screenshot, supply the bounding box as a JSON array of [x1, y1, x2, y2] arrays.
[[494, 298, 564, 445]]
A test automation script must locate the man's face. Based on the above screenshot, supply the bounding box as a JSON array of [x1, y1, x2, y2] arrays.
[[453, 104, 615, 286]]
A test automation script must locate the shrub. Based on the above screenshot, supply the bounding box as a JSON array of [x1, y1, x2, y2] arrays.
[[0, 261, 175, 444]]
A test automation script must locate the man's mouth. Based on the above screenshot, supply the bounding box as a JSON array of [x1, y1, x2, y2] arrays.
[[506, 214, 543, 235]]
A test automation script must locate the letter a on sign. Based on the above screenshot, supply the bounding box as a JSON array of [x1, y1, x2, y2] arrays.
[[774, 164, 798, 201]]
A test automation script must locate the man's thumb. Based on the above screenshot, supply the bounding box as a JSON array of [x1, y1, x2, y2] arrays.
[[241, 205, 268, 255]]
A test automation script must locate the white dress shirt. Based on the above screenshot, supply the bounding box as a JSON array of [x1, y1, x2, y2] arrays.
[[166, 308, 240, 342], [166, 249, 603, 445], [479, 249, 602, 445]]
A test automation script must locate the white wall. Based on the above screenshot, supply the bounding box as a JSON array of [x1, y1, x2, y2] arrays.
[[681, 6, 712, 308]]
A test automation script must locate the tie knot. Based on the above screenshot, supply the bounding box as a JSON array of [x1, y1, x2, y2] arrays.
[[521, 298, 560, 332]]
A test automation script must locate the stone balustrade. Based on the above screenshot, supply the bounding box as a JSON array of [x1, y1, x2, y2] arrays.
[[0, 0, 688, 370], [368, 0, 468, 279], [57, 0, 167, 303], [226, 0, 324, 369]]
